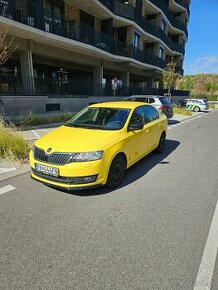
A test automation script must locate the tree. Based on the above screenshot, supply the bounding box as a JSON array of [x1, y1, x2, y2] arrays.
[[162, 60, 178, 99], [0, 24, 18, 67]]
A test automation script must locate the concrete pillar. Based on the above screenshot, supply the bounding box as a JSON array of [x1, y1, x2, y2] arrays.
[[146, 77, 154, 91], [20, 50, 35, 94], [93, 64, 103, 96], [122, 70, 130, 87], [121, 70, 130, 95]]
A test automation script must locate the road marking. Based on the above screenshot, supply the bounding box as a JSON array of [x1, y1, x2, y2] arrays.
[[0, 185, 16, 196], [194, 201, 218, 290], [0, 167, 16, 174], [31, 130, 40, 139]]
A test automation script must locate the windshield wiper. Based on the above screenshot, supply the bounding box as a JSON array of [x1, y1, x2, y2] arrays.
[[65, 123, 103, 129], [64, 123, 75, 127]]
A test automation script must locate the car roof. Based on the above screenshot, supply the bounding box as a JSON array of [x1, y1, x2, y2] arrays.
[[89, 101, 151, 109], [127, 95, 162, 98], [187, 99, 203, 101]]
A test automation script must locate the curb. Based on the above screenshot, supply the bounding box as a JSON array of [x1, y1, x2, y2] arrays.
[[0, 164, 30, 182]]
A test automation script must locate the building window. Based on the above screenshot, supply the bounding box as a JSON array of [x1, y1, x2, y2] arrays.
[[161, 18, 167, 32], [159, 46, 164, 59], [133, 33, 140, 49]]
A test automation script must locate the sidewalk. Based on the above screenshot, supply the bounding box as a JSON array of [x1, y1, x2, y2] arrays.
[[0, 111, 215, 181]]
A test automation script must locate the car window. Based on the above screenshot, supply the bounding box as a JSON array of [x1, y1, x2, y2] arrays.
[[148, 98, 155, 104], [66, 107, 130, 130], [143, 105, 159, 122], [129, 106, 145, 126], [159, 97, 171, 105], [135, 97, 147, 102]]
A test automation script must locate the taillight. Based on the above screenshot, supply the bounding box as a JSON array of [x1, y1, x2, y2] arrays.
[[158, 105, 167, 111]]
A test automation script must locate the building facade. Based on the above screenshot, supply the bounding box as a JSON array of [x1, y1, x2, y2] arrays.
[[0, 0, 190, 99]]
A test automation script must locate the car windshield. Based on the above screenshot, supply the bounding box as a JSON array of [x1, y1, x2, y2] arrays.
[[65, 107, 130, 130]]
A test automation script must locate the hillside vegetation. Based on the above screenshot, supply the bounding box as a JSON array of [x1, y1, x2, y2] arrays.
[[176, 74, 218, 100]]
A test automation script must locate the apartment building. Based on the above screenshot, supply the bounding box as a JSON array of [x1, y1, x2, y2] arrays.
[[0, 0, 190, 100]]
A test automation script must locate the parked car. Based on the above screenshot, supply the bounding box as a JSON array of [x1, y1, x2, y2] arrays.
[[200, 96, 208, 103], [178, 98, 209, 112], [123, 95, 173, 119], [30, 102, 167, 190]]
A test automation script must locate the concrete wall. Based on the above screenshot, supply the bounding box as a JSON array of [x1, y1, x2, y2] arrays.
[[0, 95, 124, 118], [0, 96, 89, 117], [0, 94, 190, 119]]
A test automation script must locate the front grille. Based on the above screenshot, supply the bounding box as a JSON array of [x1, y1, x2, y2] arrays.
[[34, 146, 73, 165]]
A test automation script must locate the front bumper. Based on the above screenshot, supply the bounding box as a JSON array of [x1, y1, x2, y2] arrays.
[[29, 151, 108, 189]]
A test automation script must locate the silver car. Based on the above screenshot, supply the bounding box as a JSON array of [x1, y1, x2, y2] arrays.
[[123, 95, 173, 119]]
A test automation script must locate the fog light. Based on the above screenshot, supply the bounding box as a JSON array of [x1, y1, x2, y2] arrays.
[[73, 175, 98, 184]]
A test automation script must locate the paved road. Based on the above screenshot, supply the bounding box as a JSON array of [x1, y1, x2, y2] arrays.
[[0, 110, 218, 290]]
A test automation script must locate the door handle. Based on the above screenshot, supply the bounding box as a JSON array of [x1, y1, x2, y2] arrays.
[[146, 129, 150, 133]]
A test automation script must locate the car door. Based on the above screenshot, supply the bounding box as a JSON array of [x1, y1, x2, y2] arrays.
[[127, 106, 152, 165], [143, 105, 161, 149]]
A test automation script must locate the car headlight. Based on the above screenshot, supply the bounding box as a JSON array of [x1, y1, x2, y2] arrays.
[[69, 151, 103, 162]]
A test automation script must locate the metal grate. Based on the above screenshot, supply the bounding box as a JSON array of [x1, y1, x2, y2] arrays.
[[34, 146, 73, 165]]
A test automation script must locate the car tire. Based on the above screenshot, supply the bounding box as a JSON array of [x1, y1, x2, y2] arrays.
[[106, 155, 126, 188], [194, 106, 200, 112], [155, 132, 166, 153]]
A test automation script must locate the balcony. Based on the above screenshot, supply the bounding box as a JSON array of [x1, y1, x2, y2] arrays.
[[174, 0, 190, 15], [0, 1, 170, 72], [147, 0, 188, 37], [98, 0, 186, 53]]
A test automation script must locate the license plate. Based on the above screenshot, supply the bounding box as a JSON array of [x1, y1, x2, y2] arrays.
[[35, 164, 59, 176]]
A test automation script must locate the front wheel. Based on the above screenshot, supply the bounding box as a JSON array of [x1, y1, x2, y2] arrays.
[[106, 155, 126, 188], [155, 132, 166, 153], [194, 106, 200, 112]]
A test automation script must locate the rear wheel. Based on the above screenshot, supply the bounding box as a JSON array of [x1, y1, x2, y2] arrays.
[[194, 106, 200, 112], [155, 132, 166, 153], [106, 155, 126, 188]]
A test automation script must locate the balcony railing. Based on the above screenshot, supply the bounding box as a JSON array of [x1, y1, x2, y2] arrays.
[[0, 1, 177, 70], [174, 0, 190, 15], [98, 0, 186, 53], [117, 44, 167, 69], [148, 0, 188, 37]]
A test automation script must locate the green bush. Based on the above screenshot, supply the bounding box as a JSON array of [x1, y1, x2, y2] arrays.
[[16, 111, 74, 127], [173, 107, 192, 116], [0, 122, 30, 161], [191, 94, 217, 101]]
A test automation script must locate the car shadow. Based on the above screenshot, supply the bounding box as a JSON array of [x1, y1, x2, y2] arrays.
[[168, 119, 180, 125], [59, 139, 180, 197]]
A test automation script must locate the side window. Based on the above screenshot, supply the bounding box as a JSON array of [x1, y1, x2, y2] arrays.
[[148, 98, 155, 104], [130, 106, 145, 126], [135, 97, 146, 102], [143, 105, 159, 122]]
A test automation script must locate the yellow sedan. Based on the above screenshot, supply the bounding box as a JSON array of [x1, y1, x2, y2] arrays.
[[29, 102, 167, 190]]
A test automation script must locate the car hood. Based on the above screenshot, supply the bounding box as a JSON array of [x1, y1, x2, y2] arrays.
[[34, 125, 122, 152]]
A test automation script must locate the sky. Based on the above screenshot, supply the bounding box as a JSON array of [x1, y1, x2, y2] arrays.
[[183, 0, 218, 75]]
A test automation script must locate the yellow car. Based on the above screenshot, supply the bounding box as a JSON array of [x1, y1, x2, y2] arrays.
[[29, 102, 167, 190]]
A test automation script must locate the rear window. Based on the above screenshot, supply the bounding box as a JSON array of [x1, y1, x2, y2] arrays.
[[135, 97, 147, 102], [159, 97, 171, 105]]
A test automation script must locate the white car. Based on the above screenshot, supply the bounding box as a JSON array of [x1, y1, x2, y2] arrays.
[[179, 99, 209, 112], [123, 95, 173, 118]]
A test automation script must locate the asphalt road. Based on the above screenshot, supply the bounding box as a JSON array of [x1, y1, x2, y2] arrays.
[[0, 110, 218, 290]]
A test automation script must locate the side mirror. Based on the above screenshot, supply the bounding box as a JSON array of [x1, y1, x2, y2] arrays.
[[128, 122, 144, 131]]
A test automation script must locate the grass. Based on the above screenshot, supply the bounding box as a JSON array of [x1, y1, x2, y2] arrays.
[[173, 106, 192, 116], [0, 121, 30, 161], [209, 104, 215, 109], [16, 111, 74, 127]]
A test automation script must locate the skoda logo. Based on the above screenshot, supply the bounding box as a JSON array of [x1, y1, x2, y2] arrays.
[[47, 148, 52, 153]]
